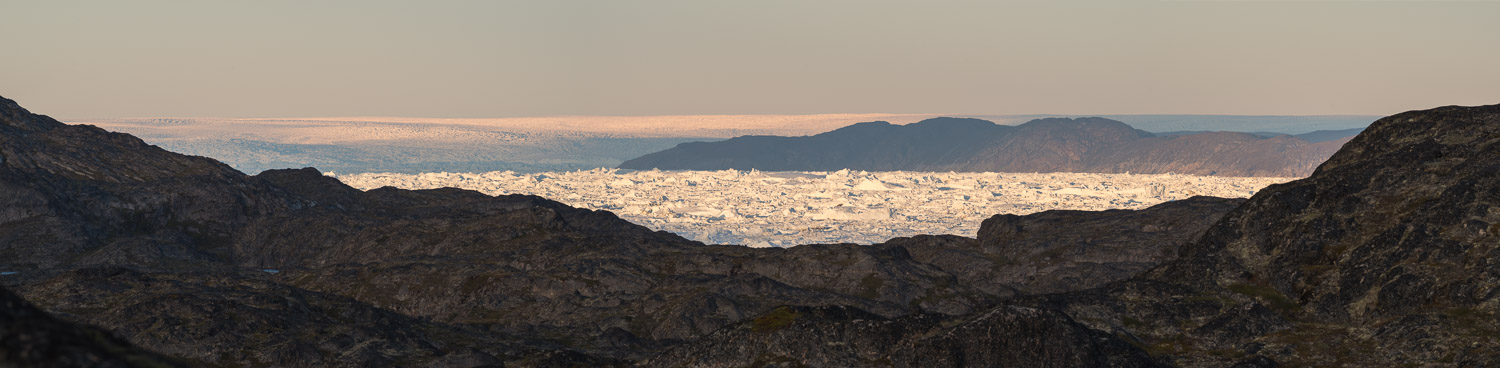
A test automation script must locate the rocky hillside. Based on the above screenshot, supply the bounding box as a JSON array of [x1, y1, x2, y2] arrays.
[[944, 196, 1243, 294], [1130, 103, 1500, 365], [1, 285, 185, 368], [618, 117, 1350, 177], [4, 94, 1496, 367], [1111, 104, 1500, 366], [653, 104, 1500, 366], [640, 305, 1164, 368], [0, 95, 1235, 366]]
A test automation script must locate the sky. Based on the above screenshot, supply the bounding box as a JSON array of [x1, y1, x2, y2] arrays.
[[2, 0, 1498, 119]]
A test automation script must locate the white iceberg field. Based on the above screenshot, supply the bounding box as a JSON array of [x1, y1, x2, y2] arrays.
[[333, 169, 1294, 247]]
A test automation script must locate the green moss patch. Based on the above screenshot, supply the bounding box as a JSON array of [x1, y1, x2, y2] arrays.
[[856, 274, 885, 299], [1227, 282, 1300, 313], [751, 307, 800, 333]]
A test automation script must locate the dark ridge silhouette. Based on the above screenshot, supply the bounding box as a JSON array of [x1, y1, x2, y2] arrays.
[[1293, 127, 1366, 143], [3, 94, 1497, 366], [619, 117, 1351, 177], [1, 285, 185, 367], [0, 95, 1171, 365]]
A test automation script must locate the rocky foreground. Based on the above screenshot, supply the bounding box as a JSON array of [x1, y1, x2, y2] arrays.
[[2, 95, 1497, 367]]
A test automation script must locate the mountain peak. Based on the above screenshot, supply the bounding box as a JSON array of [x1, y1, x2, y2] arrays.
[[1158, 102, 1500, 322], [1016, 117, 1147, 135], [1315, 103, 1500, 175], [826, 120, 895, 133], [619, 115, 1338, 176], [0, 95, 63, 133], [906, 117, 998, 129]]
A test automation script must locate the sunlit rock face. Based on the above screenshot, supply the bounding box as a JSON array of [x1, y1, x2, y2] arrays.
[[335, 169, 1293, 245]]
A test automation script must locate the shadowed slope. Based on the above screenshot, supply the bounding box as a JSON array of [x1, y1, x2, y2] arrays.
[[4, 95, 1202, 365], [628, 104, 1500, 367], [1025, 103, 1500, 366], [620, 116, 1348, 177], [11, 94, 1488, 367], [1, 285, 185, 368]]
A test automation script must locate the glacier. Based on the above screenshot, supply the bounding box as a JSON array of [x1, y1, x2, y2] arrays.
[[334, 169, 1293, 246]]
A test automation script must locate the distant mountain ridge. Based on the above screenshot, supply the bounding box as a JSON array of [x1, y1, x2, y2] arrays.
[[1156, 127, 1366, 143], [80, 114, 1369, 175], [619, 117, 1354, 177]]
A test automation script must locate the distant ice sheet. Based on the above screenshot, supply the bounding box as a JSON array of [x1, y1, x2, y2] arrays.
[[78, 114, 942, 174], [334, 169, 1294, 246]]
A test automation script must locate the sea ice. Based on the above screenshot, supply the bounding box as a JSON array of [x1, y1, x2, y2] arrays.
[[335, 170, 1294, 246]]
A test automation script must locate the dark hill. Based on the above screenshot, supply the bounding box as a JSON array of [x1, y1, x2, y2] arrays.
[[4, 94, 1498, 367], [1, 285, 185, 368], [619, 117, 1349, 177], [1294, 127, 1365, 143], [641, 305, 1164, 368], [598, 104, 1500, 366], [618, 117, 1012, 171], [1014, 104, 1500, 366], [0, 95, 1214, 365]]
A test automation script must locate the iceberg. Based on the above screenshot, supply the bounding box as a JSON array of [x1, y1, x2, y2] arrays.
[[334, 170, 1293, 246]]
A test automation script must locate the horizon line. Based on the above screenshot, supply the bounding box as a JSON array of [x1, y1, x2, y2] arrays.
[[62, 112, 1387, 123]]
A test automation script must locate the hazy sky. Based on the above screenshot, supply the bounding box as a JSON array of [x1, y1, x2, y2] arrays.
[[3, 0, 1497, 119]]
